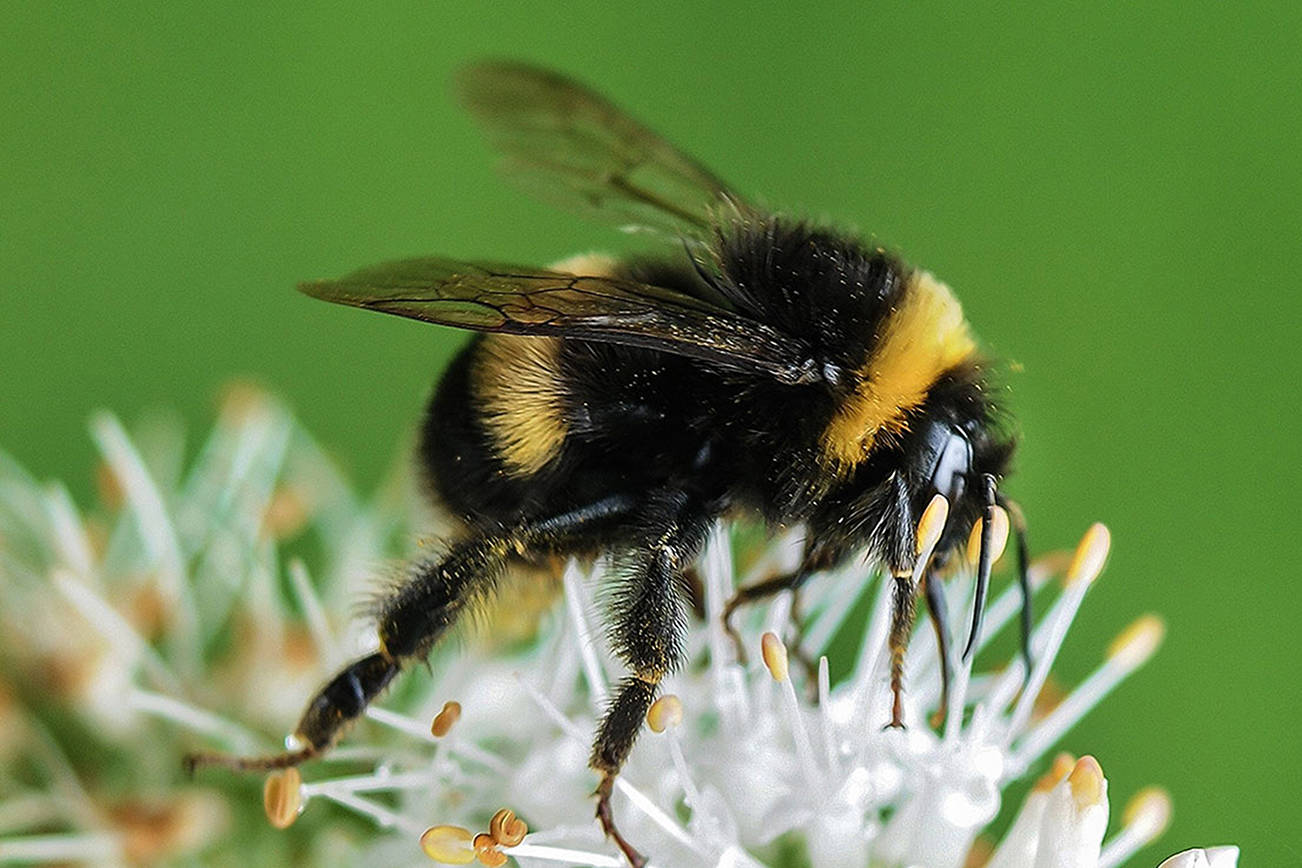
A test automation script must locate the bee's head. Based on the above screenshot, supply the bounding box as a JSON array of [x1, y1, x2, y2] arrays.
[[818, 395, 1014, 575], [911, 409, 1016, 564]]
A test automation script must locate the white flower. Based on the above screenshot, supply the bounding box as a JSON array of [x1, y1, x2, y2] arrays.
[[0, 392, 1239, 867], [1156, 848, 1241, 868]]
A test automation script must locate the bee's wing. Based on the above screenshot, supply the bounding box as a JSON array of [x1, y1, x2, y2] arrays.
[[456, 61, 747, 238], [300, 258, 815, 383]]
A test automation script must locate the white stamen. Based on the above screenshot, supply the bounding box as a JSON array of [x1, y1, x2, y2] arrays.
[[944, 643, 976, 743], [1007, 578, 1091, 742], [365, 706, 510, 774], [801, 559, 871, 654], [702, 523, 750, 728], [287, 558, 334, 665], [768, 633, 821, 791], [562, 559, 609, 705], [508, 841, 627, 866], [53, 573, 181, 695], [849, 571, 893, 711], [0, 833, 121, 862], [665, 728, 705, 814], [301, 769, 438, 797], [816, 656, 840, 776], [315, 789, 427, 836], [1099, 787, 1173, 868], [90, 411, 200, 676], [127, 687, 262, 752], [1012, 618, 1165, 772], [612, 781, 696, 850], [42, 483, 95, 581]]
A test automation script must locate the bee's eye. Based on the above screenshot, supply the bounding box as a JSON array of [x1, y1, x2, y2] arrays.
[[928, 426, 973, 505]]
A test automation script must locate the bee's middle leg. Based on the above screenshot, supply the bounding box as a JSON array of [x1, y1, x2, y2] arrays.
[[720, 567, 819, 676], [723, 539, 843, 683], [590, 489, 717, 868]]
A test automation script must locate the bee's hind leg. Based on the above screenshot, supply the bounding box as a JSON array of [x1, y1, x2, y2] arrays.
[[185, 531, 517, 774], [185, 651, 402, 773], [185, 496, 640, 776]]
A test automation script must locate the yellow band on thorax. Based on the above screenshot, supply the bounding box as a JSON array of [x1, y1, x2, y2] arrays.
[[821, 270, 976, 469]]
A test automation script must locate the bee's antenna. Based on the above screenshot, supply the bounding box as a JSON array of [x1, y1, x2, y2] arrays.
[[962, 475, 999, 661], [996, 494, 1034, 677], [923, 567, 953, 729]]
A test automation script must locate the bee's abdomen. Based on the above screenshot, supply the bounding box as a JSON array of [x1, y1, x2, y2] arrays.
[[472, 333, 570, 476], [418, 337, 546, 526], [420, 333, 721, 531]]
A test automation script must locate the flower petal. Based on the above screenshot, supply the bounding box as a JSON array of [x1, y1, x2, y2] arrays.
[[1032, 756, 1109, 868], [1157, 846, 1240, 868]]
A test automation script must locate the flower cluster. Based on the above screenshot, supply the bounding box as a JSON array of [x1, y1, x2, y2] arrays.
[[0, 390, 1238, 866]]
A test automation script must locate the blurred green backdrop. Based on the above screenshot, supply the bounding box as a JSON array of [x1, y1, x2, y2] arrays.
[[3, 1, 1299, 864]]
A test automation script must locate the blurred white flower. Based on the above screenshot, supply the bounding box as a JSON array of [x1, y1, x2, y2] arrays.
[[0, 391, 1239, 867], [1156, 848, 1241, 868]]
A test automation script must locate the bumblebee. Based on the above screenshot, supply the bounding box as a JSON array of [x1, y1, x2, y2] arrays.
[[189, 62, 1032, 867]]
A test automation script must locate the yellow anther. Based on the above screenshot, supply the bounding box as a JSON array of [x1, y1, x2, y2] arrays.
[[1031, 674, 1068, 722], [477, 849, 508, 868], [262, 767, 303, 829], [916, 493, 950, 555], [431, 700, 463, 738], [489, 808, 527, 847], [1067, 755, 1106, 808], [1030, 550, 1071, 586], [95, 462, 125, 510], [420, 825, 477, 864], [965, 506, 1010, 567], [472, 833, 496, 854], [761, 631, 789, 683], [1065, 523, 1110, 587], [263, 486, 308, 540], [964, 837, 995, 868], [647, 694, 684, 733], [1121, 786, 1173, 839], [1107, 615, 1166, 668], [1033, 752, 1077, 792]]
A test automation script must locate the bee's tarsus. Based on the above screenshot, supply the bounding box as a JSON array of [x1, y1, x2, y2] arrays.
[[183, 745, 317, 776], [595, 774, 648, 868], [888, 572, 917, 729]]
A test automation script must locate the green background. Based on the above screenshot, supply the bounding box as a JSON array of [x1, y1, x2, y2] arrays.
[[3, 2, 1298, 864]]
